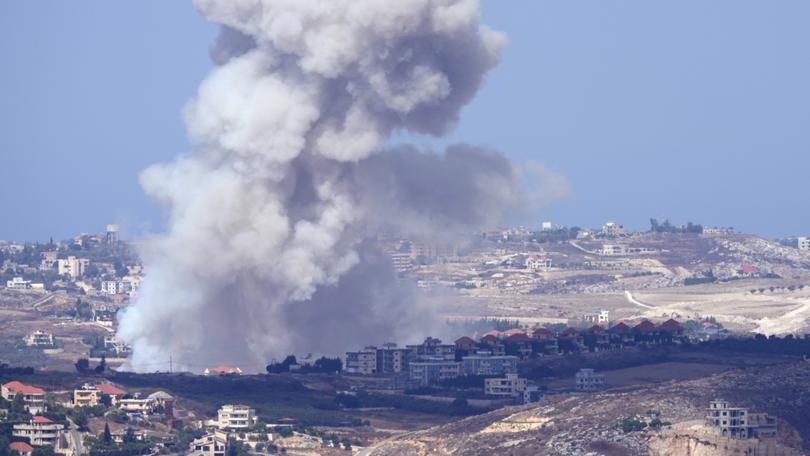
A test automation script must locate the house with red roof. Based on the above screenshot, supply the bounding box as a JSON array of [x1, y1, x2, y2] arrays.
[[659, 319, 683, 333], [1, 381, 46, 414], [529, 326, 551, 340], [504, 333, 533, 358], [583, 325, 610, 351], [9, 442, 33, 455], [203, 365, 243, 376], [633, 320, 657, 334], [739, 264, 760, 277], [608, 321, 634, 347], [454, 336, 475, 350]]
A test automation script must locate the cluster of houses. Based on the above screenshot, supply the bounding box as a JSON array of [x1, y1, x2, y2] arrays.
[[190, 404, 317, 456], [346, 319, 685, 386], [1, 379, 174, 455], [0, 227, 143, 301]]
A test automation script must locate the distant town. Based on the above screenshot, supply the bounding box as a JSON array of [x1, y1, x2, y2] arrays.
[[1, 220, 810, 454]]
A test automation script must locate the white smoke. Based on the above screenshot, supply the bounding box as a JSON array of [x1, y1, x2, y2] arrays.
[[117, 0, 545, 372]]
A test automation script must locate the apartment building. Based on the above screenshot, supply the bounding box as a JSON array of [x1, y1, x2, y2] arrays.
[[574, 368, 605, 391], [406, 337, 456, 360], [57, 256, 88, 278], [461, 353, 518, 376], [212, 405, 257, 430], [376, 344, 411, 374], [706, 399, 777, 439], [24, 330, 54, 348], [345, 347, 378, 375], [12, 416, 64, 446], [2, 381, 46, 414], [409, 358, 461, 386], [799, 237, 810, 251], [484, 373, 528, 397]]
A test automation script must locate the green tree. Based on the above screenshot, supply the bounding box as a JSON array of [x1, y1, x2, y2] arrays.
[[75, 358, 90, 373], [95, 356, 107, 374], [103, 422, 112, 444]]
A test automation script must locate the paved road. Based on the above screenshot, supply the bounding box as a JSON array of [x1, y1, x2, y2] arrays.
[[67, 417, 85, 455]]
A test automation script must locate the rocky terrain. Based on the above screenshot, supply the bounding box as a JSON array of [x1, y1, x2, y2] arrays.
[[363, 361, 810, 455]]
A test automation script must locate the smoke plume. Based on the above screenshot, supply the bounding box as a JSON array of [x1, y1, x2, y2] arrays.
[[117, 0, 532, 372]]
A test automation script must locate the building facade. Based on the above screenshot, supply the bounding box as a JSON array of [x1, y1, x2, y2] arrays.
[[484, 373, 528, 397], [706, 399, 777, 439], [345, 347, 378, 375], [213, 405, 257, 430], [461, 354, 518, 376], [2, 381, 46, 414], [12, 417, 64, 446], [409, 359, 461, 386], [190, 429, 228, 456], [57, 257, 88, 278], [574, 368, 606, 391]]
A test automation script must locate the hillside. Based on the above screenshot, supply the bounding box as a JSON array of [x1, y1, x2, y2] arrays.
[[364, 360, 810, 456]]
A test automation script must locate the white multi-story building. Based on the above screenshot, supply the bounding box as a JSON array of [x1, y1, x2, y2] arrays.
[[525, 255, 552, 272], [211, 405, 258, 430], [706, 399, 777, 439], [6, 277, 32, 289], [57, 256, 88, 278], [462, 354, 517, 376], [484, 373, 528, 397], [24, 330, 54, 348], [585, 310, 610, 326], [409, 359, 461, 386], [574, 368, 605, 391], [13, 416, 64, 446], [101, 280, 121, 295], [602, 222, 625, 237], [798, 237, 810, 251]]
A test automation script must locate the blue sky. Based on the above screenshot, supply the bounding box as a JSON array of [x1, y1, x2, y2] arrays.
[[1, 1, 808, 241]]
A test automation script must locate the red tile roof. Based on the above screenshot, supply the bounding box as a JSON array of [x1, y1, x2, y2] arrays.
[[531, 327, 550, 336], [96, 383, 127, 396], [740, 264, 760, 274], [3, 381, 45, 395], [206, 365, 242, 374], [561, 327, 579, 336], [506, 333, 532, 342], [502, 328, 526, 337], [480, 334, 498, 343], [659, 319, 683, 332], [634, 320, 657, 333], [587, 324, 604, 333], [9, 442, 34, 453], [610, 322, 631, 333], [32, 416, 52, 424], [455, 336, 475, 345]]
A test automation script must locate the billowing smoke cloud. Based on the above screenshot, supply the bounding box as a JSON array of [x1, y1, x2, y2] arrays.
[[117, 0, 542, 372]]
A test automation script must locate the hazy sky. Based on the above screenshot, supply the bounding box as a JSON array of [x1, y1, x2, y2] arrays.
[[1, 1, 808, 241]]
